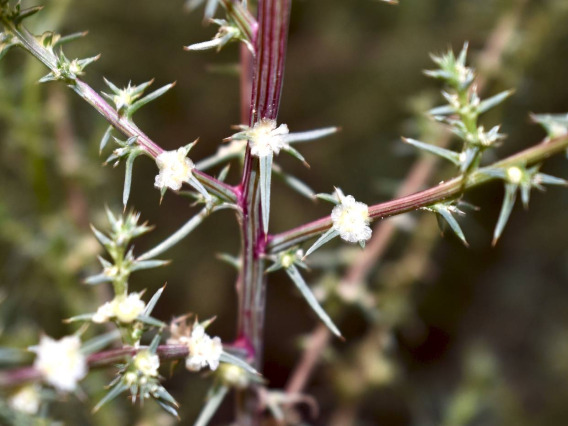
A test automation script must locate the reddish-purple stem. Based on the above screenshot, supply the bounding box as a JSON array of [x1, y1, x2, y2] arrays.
[[237, 0, 291, 365], [233, 0, 291, 421], [0, 345, 189, 387]]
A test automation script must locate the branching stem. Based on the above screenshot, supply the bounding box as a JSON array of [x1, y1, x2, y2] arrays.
[[235, 0, 291, 422]]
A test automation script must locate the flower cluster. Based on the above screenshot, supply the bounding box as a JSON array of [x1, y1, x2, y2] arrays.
[[92, 334, 179, 415], [168, 317, 223, 372], [30, 335, 87, 392], [126, 350, 160, 382], [185, 324, 223, 371], [154, 146, 195, 191], [92, 292, 146, 324], [331, 193, 372, 244]]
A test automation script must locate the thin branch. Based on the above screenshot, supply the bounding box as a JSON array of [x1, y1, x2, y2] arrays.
[[284, 7, 526, 396], [268, 133, 568, 253], [0, 19, 237, 203], [0, 344, 189, 387]]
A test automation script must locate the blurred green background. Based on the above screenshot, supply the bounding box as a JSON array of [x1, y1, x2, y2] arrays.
[[2, 0, 568, 424]]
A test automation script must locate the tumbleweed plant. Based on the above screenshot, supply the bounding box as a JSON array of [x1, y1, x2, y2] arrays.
[[1, 0, 568, 424]]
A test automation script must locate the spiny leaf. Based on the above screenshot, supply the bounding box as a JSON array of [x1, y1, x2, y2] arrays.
[[283, 127, 338, 144], [536, 173, 568, 187], [154, 386, 179, 408], [304, 228, 339, 258], [103, 77, 121, 94], [149, 334, 162, 353], [285, 265, 342, 338], [137, 208, 208, 261], [90, 224, 112, 247], [402, 137, 461, 165], [143, 285, 166, 317], [105, 206, 118, 228], [282, 144, 309, 167], [477, 89, 514, 115], [185, 0, 220, 20], [259, 153, 273, 235], [429, 104, 456, 117], [80, 330, 121, 355], [273, 164, 315, 199], [216, 253, 241, 269], [64, 313, 95, 323], [53, 31, 88, 47], [217, 164, 231, 182], [38, 71, 57, 83], [14, 6, 43, 24], [315, 193, 339, 205], [493, 183, 518, 246], [0, 32, 19, 61], [131, 259, 170, 272], [84, 273, 112, 285], [531, 113, 568, 139], [187, 175, 212, 204], [460, 146, 480, 173], [435, 206, 468, 246], [129, 82, 176, 116], [99, 125, 113, 153], [186, 38, 226, 52], [194, 385, 229, 426], [130, 79, 154, 98], [219, 351, 260, 376], [204, 0, 220, 19], [123, 148, 144, 208], [136, 315, 167, 329], [156, 399, 180, 418], [93, 382, 128, 413], [265, 260, 283, 273]]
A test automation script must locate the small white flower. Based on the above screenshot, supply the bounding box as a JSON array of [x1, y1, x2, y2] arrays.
[[8, 385, 41, 415], [68, 59, 84, 76], [133, 350, 160, 377], [219, 364, 249, 389], [331, 193, 372, 243], [185, 325, 223, 372], [248, 119, 289, 158], [114, 90, 134, 112], [113, 293, 145, 323], [506, 166, 524, 184], [92, 293, 145, 324], [31, 335, 87, 392], [549, 122, 568, 139], [92, 301, 114, 323], [154, 147, 194, 191]]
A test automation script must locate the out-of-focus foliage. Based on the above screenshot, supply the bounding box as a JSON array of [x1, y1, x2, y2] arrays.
[[1, 0, 568, 424]]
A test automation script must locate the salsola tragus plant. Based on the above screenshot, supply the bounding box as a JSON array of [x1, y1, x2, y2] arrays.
[[1, 0, 568, 424]]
